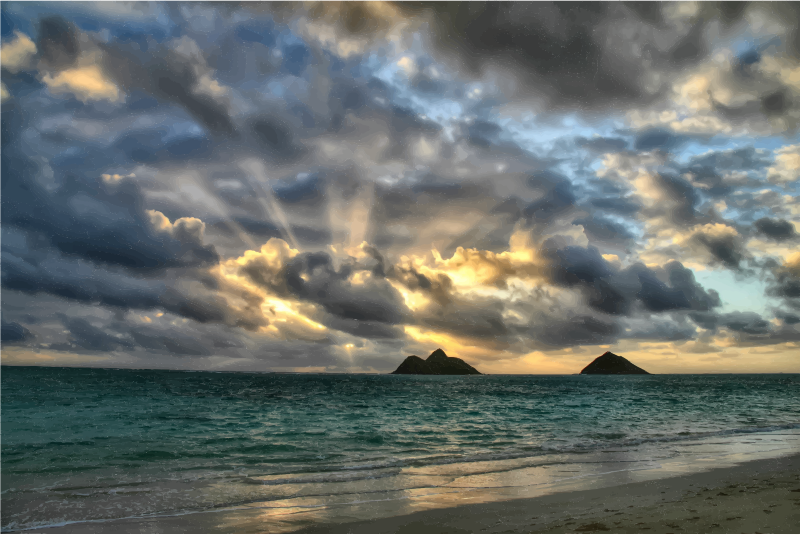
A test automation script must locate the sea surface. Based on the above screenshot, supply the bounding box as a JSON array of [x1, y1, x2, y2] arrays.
[[2, 366, 800, 532]]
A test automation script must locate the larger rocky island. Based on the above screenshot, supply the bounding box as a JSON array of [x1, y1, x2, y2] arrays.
[[391, 349, 482, 375], [580, 351, 650, 374]]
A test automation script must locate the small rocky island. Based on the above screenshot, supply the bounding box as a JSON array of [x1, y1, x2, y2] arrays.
[[580, 351, 650, 375], [391, 348, 482, 375]]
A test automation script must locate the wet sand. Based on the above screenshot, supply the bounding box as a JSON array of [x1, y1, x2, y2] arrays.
[[302, 454, 800, 534], [21, 453, 800, 533]]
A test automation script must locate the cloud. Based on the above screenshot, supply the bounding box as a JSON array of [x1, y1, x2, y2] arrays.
[[56, 316, 134, 352], [1, 31, 37, 73], [250, 116, 308, 163], [678, 223, 747, 270], [1, 320, 34, 344], [394, 3, 686, 110], [100, 36, 234, 135], [754, 217, 798, 241], [2, 113, 219, 271], [541, 241, 720, 316], [37, 16, 80, 70], [768, 251, 800, 308], [767, 143, 800, 183], [0, 235, 256, 331], [125, 323, 214, 356], [228, 238, 410, 338], [572, 214, 636, 246], [576, 136, 629, 153], [41, 60, 123, 102], [533, 313, 620, 349], [588, 196, 642, 216], [633, 128, 689, 152]]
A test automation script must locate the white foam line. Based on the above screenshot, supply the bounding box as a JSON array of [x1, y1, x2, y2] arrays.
[[3, 504, 251, 533]]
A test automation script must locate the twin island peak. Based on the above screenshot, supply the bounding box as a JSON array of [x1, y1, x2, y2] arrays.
[[390, 349, 650, 375], [391, 349, 482, 375]]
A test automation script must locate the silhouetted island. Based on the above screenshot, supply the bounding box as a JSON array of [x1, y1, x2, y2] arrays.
[[580, 351, 650, 375], [391, 349, 482, 375]]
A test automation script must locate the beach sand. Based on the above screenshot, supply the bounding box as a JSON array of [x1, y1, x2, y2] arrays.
[[22, 453, 800, 533], [300, 453, 800, 534]]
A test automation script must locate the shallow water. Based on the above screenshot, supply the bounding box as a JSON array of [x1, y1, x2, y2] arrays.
[[2, 367, 799, 531]]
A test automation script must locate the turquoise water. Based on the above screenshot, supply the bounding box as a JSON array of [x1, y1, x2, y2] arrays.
[[2, 367, 799, 531]]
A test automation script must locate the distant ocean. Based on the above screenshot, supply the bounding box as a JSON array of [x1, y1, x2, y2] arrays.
[[3, 367, 799, 532]]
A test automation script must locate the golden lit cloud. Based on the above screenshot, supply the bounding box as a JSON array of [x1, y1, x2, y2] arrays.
[[767, 143, 800, 183], [42, 60, 123, 103], [1, 31, 36, 73]]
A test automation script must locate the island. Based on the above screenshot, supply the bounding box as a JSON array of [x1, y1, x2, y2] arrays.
[[391, 348, 482, 375], [580, 351, 650, 375]]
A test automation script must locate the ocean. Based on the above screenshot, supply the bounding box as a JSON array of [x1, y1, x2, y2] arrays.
[[2, 366, 799, 532]]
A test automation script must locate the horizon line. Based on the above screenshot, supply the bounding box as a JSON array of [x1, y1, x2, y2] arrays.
[[1, 364, 798, 375]]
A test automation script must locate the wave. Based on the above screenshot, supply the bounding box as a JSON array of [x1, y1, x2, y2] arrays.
[[228, 421, 800, 488], [542, 421, 800, 454]]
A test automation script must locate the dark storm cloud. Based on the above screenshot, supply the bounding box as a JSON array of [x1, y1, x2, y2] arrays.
[[777, 310, 800, 325], [588, 196, 642, 216], [421, 300, 509, 341], [56, 316, 134, 352], [290, 1, 800, 135], [689, 308, 800, 345], [633, 128, 689, 152], [1, 320, 34, 344], [54, 313, 238, 357], [397, 2, 646, 108], [2, 103, 219, 271], [767, 259, 800, 308], [572, 214, 636, 245], [623, 314, 699, 342], [687, 146, 772, 172], [523, 172, 577, 224], [542, 241, 721, 316], [679, 146, 769, 198], [127, 324, 214, 356], [1, 222, 264, 332], [534, 313, 620, 349], [99, 37, 235, 136], [2, 170, 219, 270], [576, 136, 629, 153], [37, 16, 80, 70], [690, 228, 748, 270], [721, 311, 772, 335], [754, 217, 798, 241]]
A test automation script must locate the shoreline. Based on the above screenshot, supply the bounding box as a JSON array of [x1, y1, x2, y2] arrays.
[[299, 453, 800, 534], [17, 444, 800, 533]]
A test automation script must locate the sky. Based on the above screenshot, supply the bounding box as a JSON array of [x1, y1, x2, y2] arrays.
[[2, 1, 800, 374]]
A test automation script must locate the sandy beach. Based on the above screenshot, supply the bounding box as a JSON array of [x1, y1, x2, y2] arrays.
[[301, 453, 800, 534], [21, 452, 800, 533]]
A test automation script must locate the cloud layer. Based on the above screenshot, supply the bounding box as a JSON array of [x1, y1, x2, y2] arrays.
[[2, 2, 799, 373]]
